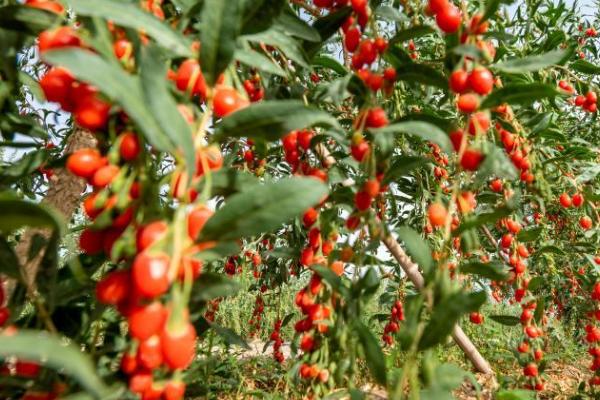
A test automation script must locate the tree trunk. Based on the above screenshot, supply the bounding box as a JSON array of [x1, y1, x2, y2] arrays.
[[11, 129, 95, 292]]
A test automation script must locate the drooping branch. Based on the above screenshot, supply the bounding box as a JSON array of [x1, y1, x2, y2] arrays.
[[381, 235, 493, 375], [316, 143, 493, 375]]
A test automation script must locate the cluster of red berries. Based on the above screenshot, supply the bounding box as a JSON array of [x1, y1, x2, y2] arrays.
[[282, 130, 318, 173], [426, 0, 462, 34], [224, 255, 241, 276], [294, 275, 332, 361], [269, 319, 285, 364], [430, 143, 450, 181], [248, 295, 265, 337], [583, 26, 598, 37], [574, 90, 598, 113], [240, 139, 266, 171], [243, 75, 265, 103], [559, 80, 598, 113], [447, 67, 495, 171], [517, 301, 545, 391], [469, 312, 484, 324], [495, 123, 535, 183], [95, 204, 214, 399], [245, 250, 263, 280], [382, 299, 404, 345], [36, 7, 239, 397], [204, 299, 220, 324], [294, 280, 332, 382], [298, 362, 330, 383], [171, 58, 249, 119], [449, 127, 485, 172], [558, 192, 594, 231], [36, 23, 117, 132], [299, 204, 343, 276], [586, 283, 600, 386], [451, 67, 494, 114], [576, 24, 597, 58], [407, 40, 419, 60]]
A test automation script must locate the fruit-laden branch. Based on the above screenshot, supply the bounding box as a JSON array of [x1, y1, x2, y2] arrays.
[[381, 235, 493, 375], [317, 143, 493, 375], [6, 129, 96, 326]]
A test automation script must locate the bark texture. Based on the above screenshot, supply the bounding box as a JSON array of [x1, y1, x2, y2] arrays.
[[13, 129, 95, 290]]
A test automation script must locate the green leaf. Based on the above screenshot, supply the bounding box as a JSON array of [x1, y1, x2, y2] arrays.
[[418, 291, 486, 350], [390, 63, 448, 89], [481, 83, 562, 109], [389, 25, 435, 44], [0, 149, 48, 184], [195, 169, 259, 197], [517, 227, 542, 242], [395, 227, 433, 274], [495, 390, 535, 400], [489, 315, 521, 326], [43, 48, 174, 152], [235, 48, 286, 77], [312, 264, 347, 296], [420, 364, 469, 400], [304, 6, 352, 59], [274, 8, 320, 41], [0, 198, 64, 235], [383, 156, 430, 184], [200, 0, 242, 85], [140, 46, 196, 177], [0, 5, 59, 35], [193, 242, 241, 263], [482, 0, 515, 22], [245, 27, 309, 68], [0, 331, 110, 397], [264, 247, 297, 259], [214, 100, 340, 141], [371, 121, 453, 154], [396, 113, 453, 131], [199, 177, 328, 241], [241, 0, 286, 35], [453, 202, 516, 235], [0, 237, 20, 279], [211, 324, 251, 349], [474, 145, 518, 186], [374, 5, 405, 22], [65, 0, 191, 57], [19, 71, 45, 102], [354, 321, 387, 385], [460, 261, 509, 281], [313, 55, 348, 76], [493, 49, 568, 73], [191, 272, 240, 302], [355, 268, 380, 297], [450, 44, 484, 61], [384, 45, 414, 67], [526, 276, 544, 291], [570, 59, 600, 75]]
